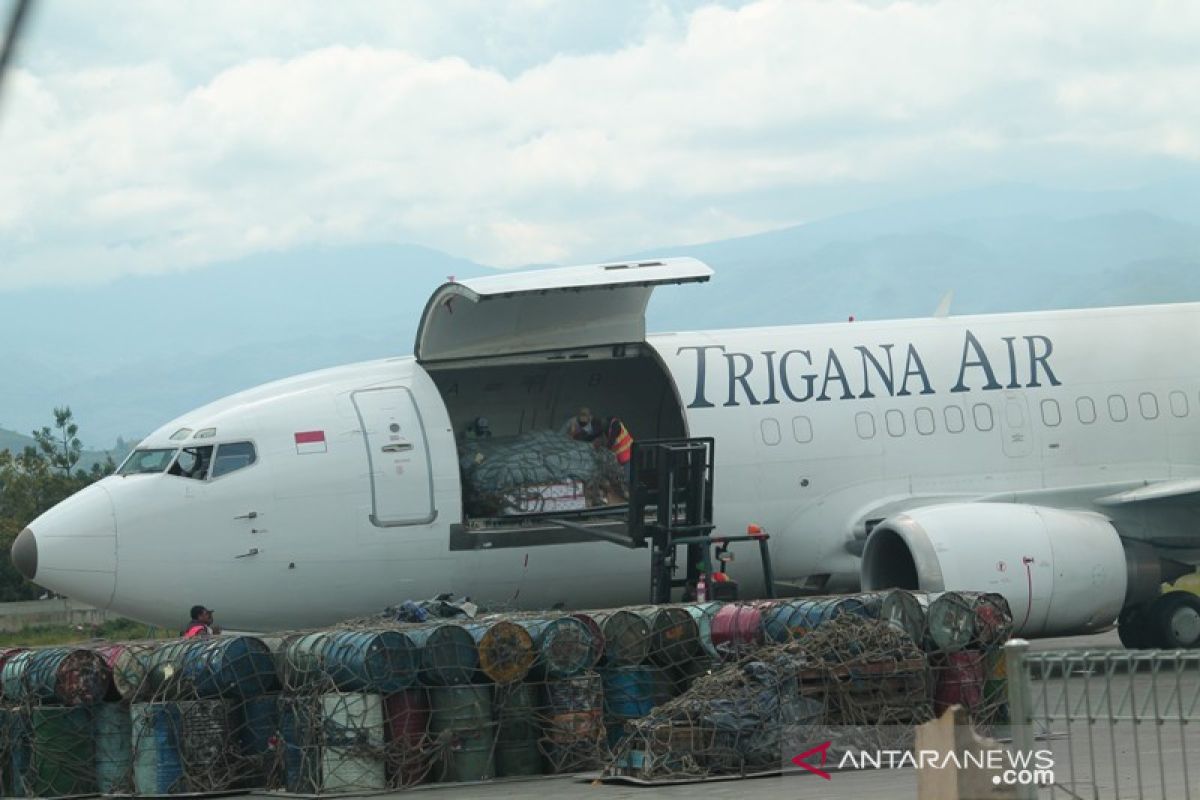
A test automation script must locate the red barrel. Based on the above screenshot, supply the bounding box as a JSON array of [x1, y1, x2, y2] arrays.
[[934, 651, 986, 716], [710, 604, 763, 651], [384, 689, 430, 787]]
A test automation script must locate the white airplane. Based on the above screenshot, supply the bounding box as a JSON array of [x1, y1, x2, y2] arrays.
[[11, 257, 1200, 647]]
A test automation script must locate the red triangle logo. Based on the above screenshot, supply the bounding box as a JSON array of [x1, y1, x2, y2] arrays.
[[791, 741, 832, 780]]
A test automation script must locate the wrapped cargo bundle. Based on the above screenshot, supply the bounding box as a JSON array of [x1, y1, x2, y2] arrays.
[[605, 614, 930, 783], [459, 430, 625, 516]]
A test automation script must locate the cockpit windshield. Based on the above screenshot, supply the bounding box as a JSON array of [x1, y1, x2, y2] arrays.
[[117, 448, 178, 475]]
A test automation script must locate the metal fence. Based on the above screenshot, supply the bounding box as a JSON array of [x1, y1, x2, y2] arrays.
[[1006, 641, 1200, 800]]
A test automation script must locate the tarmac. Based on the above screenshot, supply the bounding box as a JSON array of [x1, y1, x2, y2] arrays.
[[249, 630, 1161, 800]]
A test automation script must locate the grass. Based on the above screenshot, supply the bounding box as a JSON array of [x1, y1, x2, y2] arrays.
[[0, 617, 173, 647]]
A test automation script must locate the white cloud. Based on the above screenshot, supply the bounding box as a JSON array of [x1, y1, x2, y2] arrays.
[[1, 0, 1199, 288]]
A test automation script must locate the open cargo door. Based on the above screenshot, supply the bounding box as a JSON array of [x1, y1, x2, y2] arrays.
[[415, 258, 712, 363]]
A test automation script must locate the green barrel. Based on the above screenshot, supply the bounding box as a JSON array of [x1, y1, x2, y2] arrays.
[[412, 624, 479, 686], [880, 589, 927, 646], [27, 706, 97, 797], [429, 685, 495, 782], [636, 606, 701, 667], [94, 701, 133, 794], [589, 610, 651, 666], [494, 683, 541, 777], [280, 632, 327, 690]]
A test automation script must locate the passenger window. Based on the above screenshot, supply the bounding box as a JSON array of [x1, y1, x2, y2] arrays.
[[914, 407, 935, 435], [972, 403, 994, 432], [761, 418, 781, 447], [1108, 395, 1128, 422], [1139, 392, 1159, 420], [885, 409, 906, 437], [1170, 391, 1189, 418], [1040, 399, 1061, 427], [855, 412, 876, 440], [169, 445, 214, 480], [1077, 396, 1097, 424], [943, 406, 965, 433], [792, 416, 813, 444], [212, 441, 258, 478]]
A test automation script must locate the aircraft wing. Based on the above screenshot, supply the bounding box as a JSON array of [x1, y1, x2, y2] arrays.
[[1093, 478, 1200, 506]]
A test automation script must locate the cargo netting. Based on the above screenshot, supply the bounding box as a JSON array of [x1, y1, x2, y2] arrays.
[[0, 589, 1012, 796], [459, 430, 626, 516]]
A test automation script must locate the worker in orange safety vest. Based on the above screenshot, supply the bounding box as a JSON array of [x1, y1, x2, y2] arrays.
[[182, 605, 221, 638], [604, 416, 634, 482]]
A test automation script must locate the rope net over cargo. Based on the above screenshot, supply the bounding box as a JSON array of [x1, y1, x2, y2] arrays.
[[0, 590, 1012, 796], [459, 431, 627, 516]]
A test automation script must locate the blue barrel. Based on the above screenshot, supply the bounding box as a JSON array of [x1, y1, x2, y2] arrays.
[[1, 648, 35, 700], [521, 617, 596, 678], [233, 694, 281, 789], [151, 636, 278, 699], [322, 630, 419, 693], [132, 700, 232, 794], [95, 701, 133, 794], [26, 706, 97, 797], [601, 666, 671, 720], [2, 647, 110, 705], [279, 696, 320, 794], [763, 597, 870, 642], [410, 624, 479, 686]]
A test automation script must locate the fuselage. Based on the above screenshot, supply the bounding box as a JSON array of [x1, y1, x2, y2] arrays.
[[16, 291, 1200, 632]]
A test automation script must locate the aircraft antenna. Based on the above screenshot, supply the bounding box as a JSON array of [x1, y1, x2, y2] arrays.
[[933, 288, 955, 318]]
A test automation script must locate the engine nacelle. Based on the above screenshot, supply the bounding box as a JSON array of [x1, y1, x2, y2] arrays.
[[861, 503, 1128, 637]]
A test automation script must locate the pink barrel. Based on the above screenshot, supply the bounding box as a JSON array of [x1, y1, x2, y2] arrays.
[[934, 651, 986, 716], [384, 689, 430, 787], [710, 604, 764, 650]]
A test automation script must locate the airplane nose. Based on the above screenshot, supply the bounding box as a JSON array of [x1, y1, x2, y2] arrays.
[[11, 527, 37, 580], [18, 483, 117, 607]]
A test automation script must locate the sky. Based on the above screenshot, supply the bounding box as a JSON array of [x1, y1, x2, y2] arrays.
[[1, 0, 1199, 290]]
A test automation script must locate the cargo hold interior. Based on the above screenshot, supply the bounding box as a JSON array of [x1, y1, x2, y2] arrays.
[[424, 344, 688, 523]]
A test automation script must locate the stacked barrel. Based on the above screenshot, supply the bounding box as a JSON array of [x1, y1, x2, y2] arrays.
[[0, 590, 1014, 796]]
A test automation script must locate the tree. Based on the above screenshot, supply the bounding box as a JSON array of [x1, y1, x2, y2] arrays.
[[0, 408, 114, 600], [33, 406, 82, 477]]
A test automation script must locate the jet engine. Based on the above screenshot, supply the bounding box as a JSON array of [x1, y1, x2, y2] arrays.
[[860, 503, 1163, 638]]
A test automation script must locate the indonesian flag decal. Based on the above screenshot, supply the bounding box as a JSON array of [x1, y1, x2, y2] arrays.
[[294, 430, 327, 455]]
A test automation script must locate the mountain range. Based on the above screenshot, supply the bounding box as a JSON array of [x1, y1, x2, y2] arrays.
[[3, 179, 1199, 448]]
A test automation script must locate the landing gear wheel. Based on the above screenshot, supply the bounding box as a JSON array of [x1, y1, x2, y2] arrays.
[[1118, 605, 1150, 649], [1148, 591, 1200, 649]]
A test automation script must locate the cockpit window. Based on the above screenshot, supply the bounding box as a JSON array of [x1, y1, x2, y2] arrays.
[[211, 442, 257, 478], [117, 448, 178, 475], [169, 446, 214, 480]]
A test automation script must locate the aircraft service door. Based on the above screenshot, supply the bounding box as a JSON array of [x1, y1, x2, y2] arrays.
[[1000, 392, 1034, 458], [352, 387, 437, 526]]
